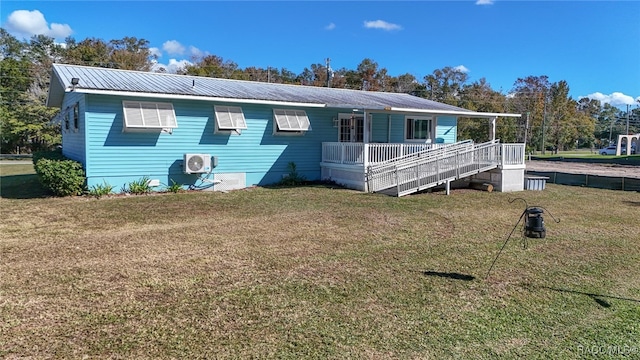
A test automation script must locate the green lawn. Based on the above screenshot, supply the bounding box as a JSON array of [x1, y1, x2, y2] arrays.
[[1, 163, 639, 358]]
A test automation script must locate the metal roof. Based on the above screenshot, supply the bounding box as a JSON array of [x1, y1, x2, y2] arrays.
[[48, 64, 520, 118]]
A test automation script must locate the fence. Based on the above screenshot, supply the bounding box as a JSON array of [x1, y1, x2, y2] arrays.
[[526, 171, 640, 192]]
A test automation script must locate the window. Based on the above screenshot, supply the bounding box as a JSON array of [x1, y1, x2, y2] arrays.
[[273, 109, 311, 134], [73, 103, 79, 131], [122, 101, 177, 131], [405, 116, 433, 141], [214, 106, 247, 134], [64, 110, 70, 131]]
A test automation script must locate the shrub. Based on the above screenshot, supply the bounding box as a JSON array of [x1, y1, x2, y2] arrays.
[[32, 149, 66, 165], [165, 179, 183, 193], [278, 162, 307, 186], [123, 176, 152, 195], [34, 157, 86, 196], [88, 181, 115, 199]]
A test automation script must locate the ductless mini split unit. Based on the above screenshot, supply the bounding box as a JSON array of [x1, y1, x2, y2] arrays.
[[183, 153, 212, 174]]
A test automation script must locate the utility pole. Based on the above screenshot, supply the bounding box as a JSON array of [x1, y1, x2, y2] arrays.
[[325, 58, 332, 88], [524, 112, 529, 147], [541, 96, 547, 155], [626, 104, 630, 135]]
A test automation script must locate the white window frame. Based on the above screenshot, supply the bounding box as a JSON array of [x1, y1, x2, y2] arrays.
[[273, 109, 311, 135], [404, 116, 434, 143], [337, 113, 364, 143], [122, 100, 178, 132], [214, 105, 247, 134]]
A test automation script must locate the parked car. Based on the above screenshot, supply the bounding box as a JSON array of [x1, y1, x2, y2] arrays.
[[599, 144, 636, 155]]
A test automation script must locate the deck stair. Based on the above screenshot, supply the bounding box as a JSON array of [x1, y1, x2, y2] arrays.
[[366, 140, 502, 197]]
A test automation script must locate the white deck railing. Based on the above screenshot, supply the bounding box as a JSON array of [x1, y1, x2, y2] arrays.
[[367, 141, 506, 196], [322, 141, 525, 169], [500, 143, 526, 166], [321, 142, 467, 167]]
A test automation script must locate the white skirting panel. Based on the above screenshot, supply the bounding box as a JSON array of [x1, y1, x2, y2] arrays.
[[472, 167, 525, 192], [321, 164, 366, 191], [214, 172, 246, 192]]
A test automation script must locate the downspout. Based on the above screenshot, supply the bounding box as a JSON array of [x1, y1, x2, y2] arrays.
[[387, 114, 391, 143]]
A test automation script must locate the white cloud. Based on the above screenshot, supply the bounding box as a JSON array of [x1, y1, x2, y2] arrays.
[[5, 10, 72, 39], [363, 20, 402, 31], [476, 0, 494, 5], [583, 92, 637, 107], [149, 47, 162, 58], [325, 23, 336, 31], [454, 65, 470, 73], [152, 58, 192, 74], [162, 40, 185, 55], [189, 46, 205, 58]]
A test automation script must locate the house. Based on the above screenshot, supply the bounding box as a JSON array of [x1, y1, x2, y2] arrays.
[[46, 64, 525, 196]]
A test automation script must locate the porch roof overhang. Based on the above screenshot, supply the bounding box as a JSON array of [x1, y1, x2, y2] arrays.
[[355, 106, 522, 119]]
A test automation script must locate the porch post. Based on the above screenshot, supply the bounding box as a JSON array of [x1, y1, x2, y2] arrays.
[[489, 116, 497, 141], [363, 110, 370, 144], [363, 110, 370, 174]]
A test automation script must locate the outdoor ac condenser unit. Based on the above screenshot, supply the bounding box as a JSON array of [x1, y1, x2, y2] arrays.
[[183, 153, 212, 174]]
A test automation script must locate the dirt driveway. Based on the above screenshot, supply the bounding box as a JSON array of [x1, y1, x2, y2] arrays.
[[526, 160, 640, 179]]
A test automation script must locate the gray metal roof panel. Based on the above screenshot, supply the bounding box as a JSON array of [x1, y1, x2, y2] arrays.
[[49, 64, 473, 113]]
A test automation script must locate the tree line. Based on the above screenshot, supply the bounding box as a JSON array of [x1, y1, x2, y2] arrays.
[[1, 30, 638, 154]]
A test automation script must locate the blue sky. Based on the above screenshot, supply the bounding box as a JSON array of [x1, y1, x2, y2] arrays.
[[3, 1, 639, 108]]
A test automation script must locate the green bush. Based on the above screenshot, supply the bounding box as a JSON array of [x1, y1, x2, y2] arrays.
[[123, 176, 152, 195], [165, 179, 183, 193], [88, 180, 115, 199], [32, 149, 66, 165], [277, 162, 307, 186], [34, 156, 86, 196]]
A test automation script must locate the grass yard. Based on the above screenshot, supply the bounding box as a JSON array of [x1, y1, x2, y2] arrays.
[[1, 163, 639, 358]]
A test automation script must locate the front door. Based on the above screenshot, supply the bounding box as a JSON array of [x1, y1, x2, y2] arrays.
[[339, 114, 364, 142]]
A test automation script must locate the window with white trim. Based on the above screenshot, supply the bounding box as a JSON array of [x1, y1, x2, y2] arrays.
[[214, 105, 247, 134], [405, 116, 433, 142], [122, 101, 177, 131], [273, 109, 311, 135]]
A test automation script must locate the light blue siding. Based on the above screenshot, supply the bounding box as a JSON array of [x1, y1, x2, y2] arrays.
[[82, 94, 339, 191], [435, 116, 457, 143], [388, 114, 458, 144], [370, 113, 389, 143], [389, 114, 409, 143], [62, 92, 460, 193], [61, 92, 86, 164]]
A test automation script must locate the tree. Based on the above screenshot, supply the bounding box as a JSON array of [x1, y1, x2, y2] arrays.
[[64, 37, 111, 67], [108, 37, 155, 71], [1, 31, 61, 153], [181, 54, 238, 78], [458, 78, 512, 142], [64, 36, 154, 71], [423, 66, 468, 105], [509, 76, 551, 152], [391, 73, 418, 93]]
